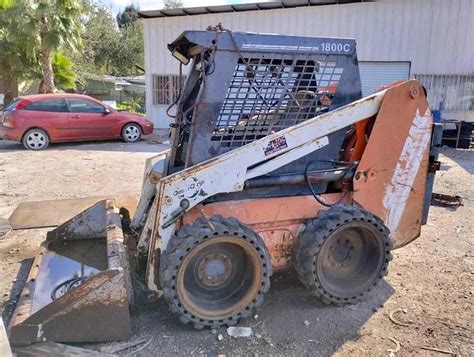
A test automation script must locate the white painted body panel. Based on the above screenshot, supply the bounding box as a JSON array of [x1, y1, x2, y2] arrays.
[[382, 108, 433, 236]]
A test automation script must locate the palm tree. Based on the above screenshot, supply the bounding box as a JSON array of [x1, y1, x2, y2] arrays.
[[33, 0, 84, 93], [0, 0, 14, 9], [0, 1, 36, 105], [52, 53, 76, 90]]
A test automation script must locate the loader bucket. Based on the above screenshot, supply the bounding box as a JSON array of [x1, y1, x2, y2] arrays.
[[8, 199, 133, 345]]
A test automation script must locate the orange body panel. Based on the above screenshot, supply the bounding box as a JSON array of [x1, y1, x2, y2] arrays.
[[183, 193, 347, 271], [352, 119, 372, 161], [353, 81, 432, 248]]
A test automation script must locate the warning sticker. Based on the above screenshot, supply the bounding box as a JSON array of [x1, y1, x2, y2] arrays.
[[263, 136, 288, 156]]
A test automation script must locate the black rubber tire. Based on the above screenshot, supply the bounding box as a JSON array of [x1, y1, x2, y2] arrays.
[[294, 205, 392, 304], [121, 123, 142, 143], [22, 128, 50, 150], [160, 215, 272, 329]]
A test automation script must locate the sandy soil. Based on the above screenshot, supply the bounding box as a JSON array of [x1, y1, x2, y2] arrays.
[[0, 139, 472, 356]]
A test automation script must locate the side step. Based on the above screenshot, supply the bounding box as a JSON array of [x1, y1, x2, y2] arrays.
[[8, 200, 133, 345]]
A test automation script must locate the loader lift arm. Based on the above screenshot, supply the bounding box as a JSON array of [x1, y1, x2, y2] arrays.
[[143, 83, 427, 291]]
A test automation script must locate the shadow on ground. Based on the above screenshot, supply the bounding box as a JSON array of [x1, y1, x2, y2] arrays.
[[441, 147, 474, 175], [122, 270, 394, 356], [0, 138, 167, 154]]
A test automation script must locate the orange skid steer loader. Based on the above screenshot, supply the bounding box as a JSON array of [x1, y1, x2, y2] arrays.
[[8, 30, 441, 343]]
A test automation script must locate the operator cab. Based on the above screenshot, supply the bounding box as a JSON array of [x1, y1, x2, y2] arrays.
[[167, 30, 363, 199]]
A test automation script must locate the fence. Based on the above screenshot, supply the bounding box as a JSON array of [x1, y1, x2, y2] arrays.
[[83, 87, 146, 113]]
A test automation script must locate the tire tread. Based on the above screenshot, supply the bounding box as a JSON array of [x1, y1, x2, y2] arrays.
[[160, 215, 272, 329], [294, 205, 392, 304]]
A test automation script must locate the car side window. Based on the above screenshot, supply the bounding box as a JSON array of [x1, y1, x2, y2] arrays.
[[24, 98, 69, 112], [67, 98, 106, 113]]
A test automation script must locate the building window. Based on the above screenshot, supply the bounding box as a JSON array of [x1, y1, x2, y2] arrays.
[[152, 74, 185, 105]]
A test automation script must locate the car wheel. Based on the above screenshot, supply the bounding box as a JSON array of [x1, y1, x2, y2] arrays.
[[122, 123, 142, 143], [22, 129, 50, 150]]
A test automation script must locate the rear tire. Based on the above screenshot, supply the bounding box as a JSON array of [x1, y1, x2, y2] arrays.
[[160, 215, 272, 329], [121, 123, 142, 143], [294, 205, 392, 304], [22, 128, 49, 150]]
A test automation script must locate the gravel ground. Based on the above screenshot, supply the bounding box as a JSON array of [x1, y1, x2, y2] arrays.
[[0, 138, 472, 356]]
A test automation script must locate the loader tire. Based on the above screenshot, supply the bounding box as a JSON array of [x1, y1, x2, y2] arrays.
[[294, 205, 392, 304], [160, 215, 272, 329]]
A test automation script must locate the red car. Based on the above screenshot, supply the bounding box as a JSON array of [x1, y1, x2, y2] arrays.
[[0, 94, 154, 150]]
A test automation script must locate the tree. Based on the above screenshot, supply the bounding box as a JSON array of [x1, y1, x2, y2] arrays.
[[1, 0, 82, 104], [23, 52, 76, 93], [116, 4, 139, 29], [74, 4, 144, 81], [32, 0, 85, 93], [0, 1, 37, 105], [163, 0, 183, 9], [114, 21, 144, 76], [0, 0, 14, 9], [74, 6, 119, 78], [52, 53, 76, 90]]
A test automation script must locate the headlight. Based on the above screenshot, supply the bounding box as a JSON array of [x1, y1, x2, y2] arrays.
[[172, 49, 190, 65]]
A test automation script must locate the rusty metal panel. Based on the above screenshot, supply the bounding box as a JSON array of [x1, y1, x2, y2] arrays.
[[45, 200, 110, 242], [183, 193, 348, 270], [8, 196, 138, 230], [353, 80, 433, 248], [8, 200, 132, 344], [257, 229, 296, 271], [10, 270, 131, 344]]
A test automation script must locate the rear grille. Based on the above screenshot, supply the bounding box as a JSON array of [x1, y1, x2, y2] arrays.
[[211, 55, 344, 148]]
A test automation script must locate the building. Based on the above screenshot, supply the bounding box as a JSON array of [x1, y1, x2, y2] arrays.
[[139, 0, 473, 128]]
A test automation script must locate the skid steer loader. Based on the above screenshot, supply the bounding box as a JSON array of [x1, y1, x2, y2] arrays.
[[8, 29, 441, 343]]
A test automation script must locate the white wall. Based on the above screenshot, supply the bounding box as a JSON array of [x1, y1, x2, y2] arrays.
[[143, 0, 474, 127]]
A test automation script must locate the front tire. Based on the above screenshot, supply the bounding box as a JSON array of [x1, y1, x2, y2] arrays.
[[160, 215, 272, 329], [294, 205, 392, 304], [121, 123, 142, 143], [22, 128, 49, 150]]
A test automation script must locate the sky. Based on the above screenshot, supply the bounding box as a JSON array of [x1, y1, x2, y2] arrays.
[[99, 0, 263, 13]]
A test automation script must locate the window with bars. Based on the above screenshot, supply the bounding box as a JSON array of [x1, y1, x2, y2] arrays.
[[152, 74, 185, 105], [211, 55, 343, 148]]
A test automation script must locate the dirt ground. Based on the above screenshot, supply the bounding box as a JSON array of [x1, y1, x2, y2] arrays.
[[0, 139, 472, 356]]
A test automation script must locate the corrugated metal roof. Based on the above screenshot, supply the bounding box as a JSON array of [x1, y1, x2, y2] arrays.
[[138, 0, 369, 18]]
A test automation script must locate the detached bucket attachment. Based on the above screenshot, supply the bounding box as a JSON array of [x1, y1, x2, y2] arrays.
[[8, 199, 132, 345]]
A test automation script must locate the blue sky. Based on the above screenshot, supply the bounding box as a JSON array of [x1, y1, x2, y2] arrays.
[[99, 0, 263, 13]]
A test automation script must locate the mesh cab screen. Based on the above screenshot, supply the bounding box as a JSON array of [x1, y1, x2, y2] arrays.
[[211, 54, 344, 148]]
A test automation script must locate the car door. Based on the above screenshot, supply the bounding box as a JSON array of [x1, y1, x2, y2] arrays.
[[22, 98, 69, 141], [65, 98, 116, 140]]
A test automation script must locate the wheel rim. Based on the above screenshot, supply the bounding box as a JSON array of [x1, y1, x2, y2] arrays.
[[125, 125, 140, 141], [317, 223, 385, 299], [26, 132, 46, 149], [177, 236, 263, 320]]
